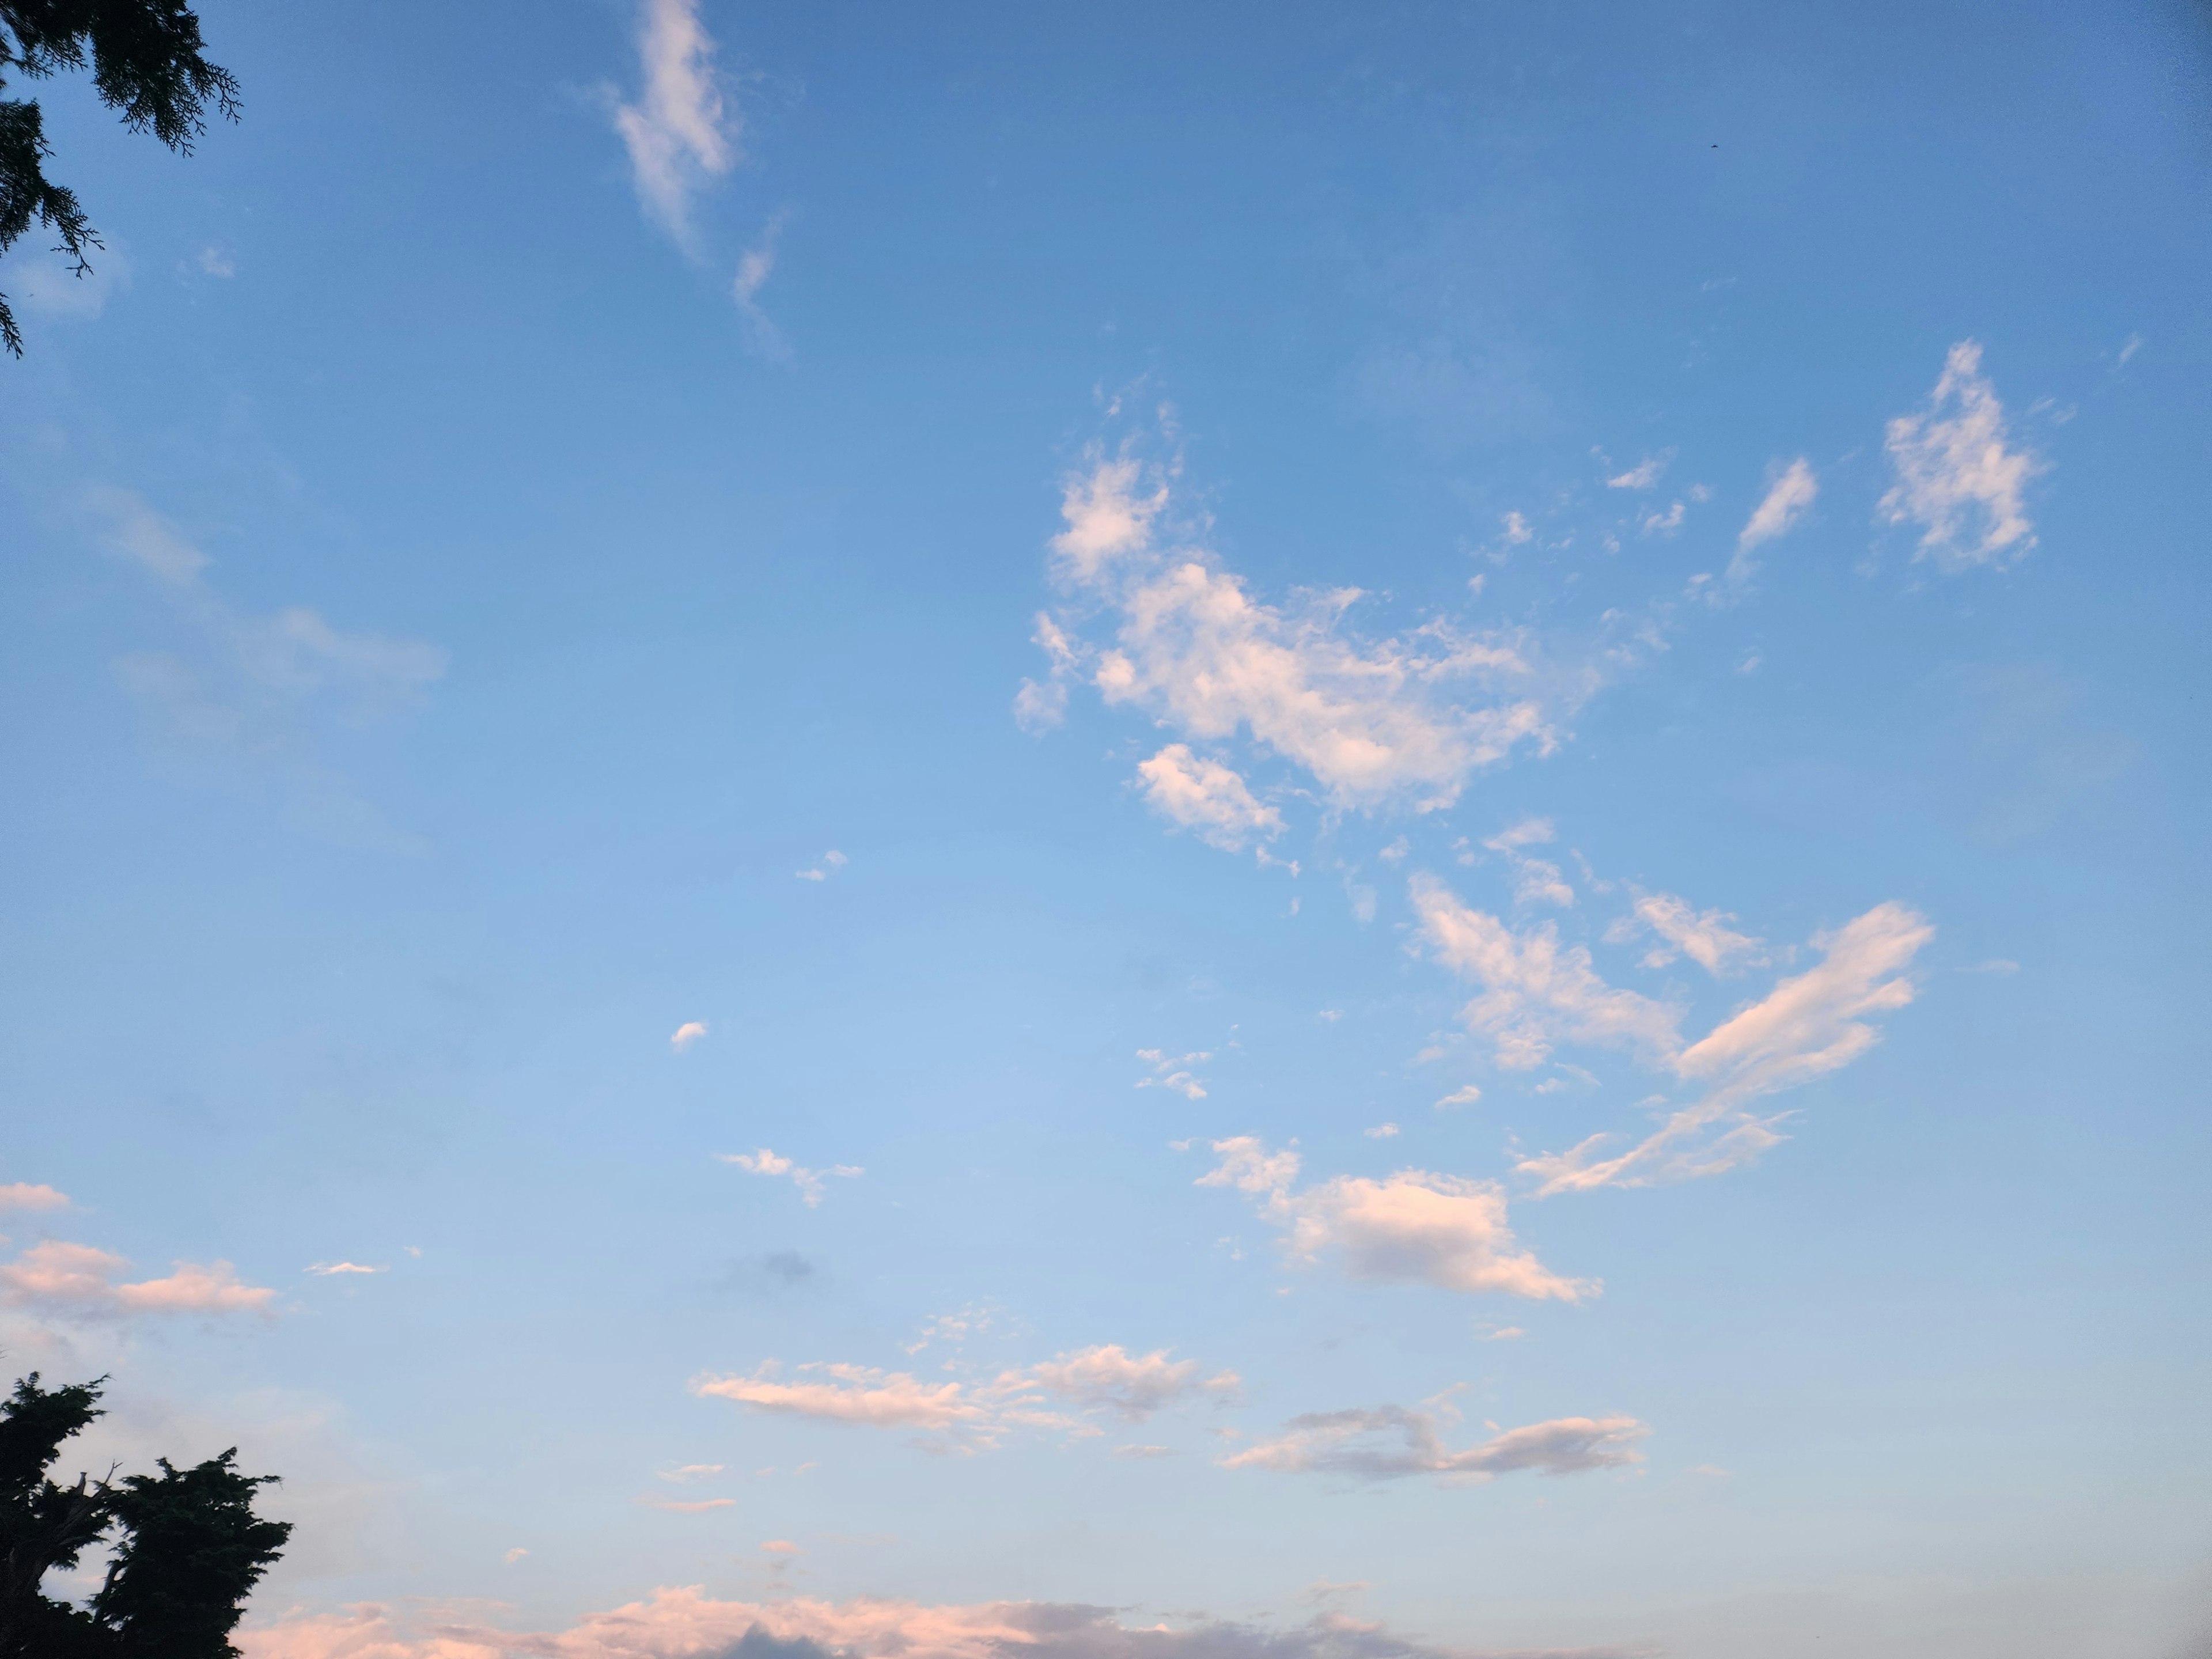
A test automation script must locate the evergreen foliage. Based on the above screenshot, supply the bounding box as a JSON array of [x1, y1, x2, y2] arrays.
[[0, 1, 239, 356], [0, 1374, 290, 1659]]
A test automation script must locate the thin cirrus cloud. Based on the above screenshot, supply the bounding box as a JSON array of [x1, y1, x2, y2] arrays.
[[0, 1240, 278, 1318], [231, 1587, 1660, 1659], [1725, 457, 1818, 588], [717, 1149, 862, 1207], [1195, 1137, 1596, 1302], [610, 0, 741, 248], [1410, 874, 1933, 1191], [1020, 448, 1606, 828], [1223, 1403, 1647, 1486], [1483, 817, 1575, 908], [1879, 340, 2044, 571], [694, 1343, 1239, 1449], [87, 487, 447, 850]]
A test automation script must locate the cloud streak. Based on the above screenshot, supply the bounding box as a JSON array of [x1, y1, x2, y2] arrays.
[[1224, 1404, 1646, 1484], [718, 1149, 863, 1207]]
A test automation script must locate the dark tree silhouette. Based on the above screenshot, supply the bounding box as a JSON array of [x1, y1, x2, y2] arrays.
[[0, 1, 240, 356], [0, 1374, 290, 1659]]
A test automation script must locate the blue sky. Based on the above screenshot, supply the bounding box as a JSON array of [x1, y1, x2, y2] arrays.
[[2, 2, 2207, 1656]]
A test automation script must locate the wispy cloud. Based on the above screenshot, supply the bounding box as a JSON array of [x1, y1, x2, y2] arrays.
[[1195, 1137, 1595, 1302], [1, 1241, 278, 1319], [732, 212, 790, 358], [1483, 818, 1575, 908], [695, 1342, 1235, 1449], [718, 1148, 862, 1207], [238, 1588, 1661, 1659], [797, 850, 850, 881], [1224, 1403, 1646, 1484], [1135, 1047, 1212, 1100], [304, 1262, 385, 1277], [1880, 340, 2043, 571], [611, 0, 741, 248], [1605, 453, 1671, 490], [1604, 888, 1766, 975], [638, 1495, 737, 1514], [88, 487, 446, 848], [1135, 745, 1284, 856], [1726, 457, 1817, 586]]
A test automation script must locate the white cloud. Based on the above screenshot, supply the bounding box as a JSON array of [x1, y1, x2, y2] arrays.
[[1033, 452, 1573, 819], [0, 1183, 68, 1212], [304, 1262, 384, 1277], [1606, 454, 1670, 490], [760, 1539, 804, 1555], [1638, 501, 1685, 537], [0, 1241, 278, 1318], [796, 850, 847, 881], [1605, 888, 1766, 975], [1134, 745, 1283, 854], [1483, 817, 1575, 908], [695, 1343, 1234, 1448], [717, 1149, 863, 1207], [670, 1020, 709, 1051], [1434, 1084, 1483, 1110], [611, 0, 740, 248], [1411, 875, 1680, 1070], [196, 245, 236, 278], [1879, 340, 2043, 571], [1196, 1137, 1594, 1302], [1499, 511, 1534, 545], [1135, 1047, 1211, 1100], [1726, 457, 1817, 586], [1363, 1123, 1400, 1139], [502, 1547, 528, 1564], [1224, 1405, 1646, 1484], [640, 1496, 736, 1514], [235, 1588, 1653, 1659], [1520, 902, 1933, 1194], [1111, 1443, 1174, 1460], [1415, 873, 1930, 1190]]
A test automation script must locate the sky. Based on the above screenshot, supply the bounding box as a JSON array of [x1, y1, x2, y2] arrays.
[[1, 2, 2209, 1656]]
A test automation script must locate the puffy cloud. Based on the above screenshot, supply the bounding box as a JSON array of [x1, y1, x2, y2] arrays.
[[1196, 1138, 1594, 1303], [0, 1241, 277, 1318], [1483, 819, 1575, 908], [1879, 340, 2043, 571], [1023, 1345, 1241, 1419], [1520, 903, 1933, 1194], [1032, 454, 1573, 818], [671, 1020, 709, 1051], [717, 1149, 863, 1207], [696, 1343, 1236, 1448], [1224, 1405, 1646, 1484], [611, 0, 740, 247], [0, 1183, 67, 1212], [1134, 746, 1283, 854], [237, 1588, 1654, 1659], [1604, 889, 1766, 975], [1411, 876, 1680, 1071], [1434, 1085, 1482, 1110], [1726, 458, 1817, 585]]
